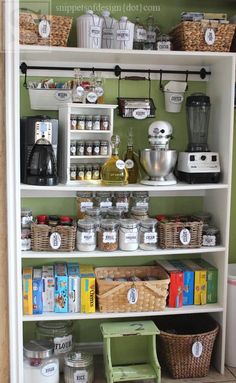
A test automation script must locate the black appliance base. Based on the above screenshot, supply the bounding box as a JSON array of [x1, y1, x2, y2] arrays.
[[26, 176, 58, 186], [177, 171, 220, 184]]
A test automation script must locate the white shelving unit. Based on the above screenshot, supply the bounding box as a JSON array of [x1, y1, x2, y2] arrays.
[[5, 4, 235, 379]]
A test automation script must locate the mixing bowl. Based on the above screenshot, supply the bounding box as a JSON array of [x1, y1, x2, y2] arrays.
[[140, 149, 177, 181]]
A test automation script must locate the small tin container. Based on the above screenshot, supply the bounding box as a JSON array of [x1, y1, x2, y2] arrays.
[[92, 141, 100, 156], [85, 116, 93, 130], [64, 351, 94, 383]]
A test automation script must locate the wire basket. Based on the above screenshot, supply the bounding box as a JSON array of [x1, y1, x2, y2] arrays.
[[31, 222, 76, 251], [155, 314, 219, 378], [95, 266, 170, 313], [170, 21, 235, 52]]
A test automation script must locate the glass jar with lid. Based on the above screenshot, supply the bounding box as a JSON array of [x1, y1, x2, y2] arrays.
[[92, 115, 100, 130], [64, 351, 94, 383], [70, 141, 77, 156], [77, 164, 85, 181], [70, 115, 77, 130], [84, 207, 101, 221], [156, 34, 172, 51], [23, 340, 59, 383], [85, 116, 93, 130], [85, 141, 93, 156], [119, 219, 139, 251], [139, 218, 158, 250], [113, 191, 130, 214], [92, 141, 100, 156], [84, 165, 92, 181], [21, 208, 33, 229], [94, 192, 112, 217], [202, 225, 220, 247], [36, 321, 73, 372], [130, 206, 149, 221], [76, 192, 94, 219], [131, 191, 149, 209], [107, 206, 126, 220], [98, 219, 119, 251], [70, 164, 77, 181], [77, 115, 85, 130], [100, 141, 109, 156], [77, 218, 97, 251], [100, 115, 110, 130], [76, 141, 85, 156], [92, 164, 100, 180]]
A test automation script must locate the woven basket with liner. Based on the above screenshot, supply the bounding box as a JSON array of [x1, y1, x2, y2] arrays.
[[31, 222, 76, 252], [170, 20, 235, 52], [155, 314, 219, 379], [95, 266, 170, 313]]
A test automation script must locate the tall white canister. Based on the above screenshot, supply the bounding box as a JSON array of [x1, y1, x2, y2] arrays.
[[102, 10, 117, 49], [77, 10, 103, 49], [114, 16, 134, 50]]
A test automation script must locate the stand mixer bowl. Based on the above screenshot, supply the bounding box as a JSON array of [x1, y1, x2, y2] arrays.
[[140, 149, 177, 181]]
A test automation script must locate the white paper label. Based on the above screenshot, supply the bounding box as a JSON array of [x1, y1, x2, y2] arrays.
[[116, 202, 128, 210], [54, 335, 73, 355], [147, 31, 156, 43], [205, 27, 215, 45], [49, 232, 61, 250], [125, 159, 134, 169], [100, 201, 112, 208], [203, 235, 216, 246], [170, 94, 184, 104], [79, 147, 84, 154], [136, 202, 148, 208], [55, 91, 71, 101], [94, 146, 100, 154], [41, 362, 57, 377], [116, 160, 125, 170], [103, 28, 114, 40], [157, 41, 171, 51], [80, 202, 93, 212], [74, 370, 88, 383], [103, 231, 117, 243], [21, 238, 31, 251], [95, 86, 104, 97], [133, 108, 148, 120], [127, 287, 138, 304], [144, 232, 157, 244], [86, 92, 97, 103], [116, 29, 130, 41], [135, 28, 147, 41], [81, 232, 95, 244], [38, 19, 51, 38], [179, 228, 191, 245], [192, 341, 203, 358], [125, 232, 138, 243], [21, 216, 33, 225], [76, 86, 84, 97], [90, 26, 101, 38]]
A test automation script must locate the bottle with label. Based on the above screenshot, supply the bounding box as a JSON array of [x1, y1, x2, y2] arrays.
[[124, 126, 139, 183], [101, 135, 128, 186], [76, 10, 103, 49], [102, 9, 117, 49], [72, 69, 84, 103], [114, 16, 134, 50], [133, 17, 147, 50], [144, 15, 159, 50]]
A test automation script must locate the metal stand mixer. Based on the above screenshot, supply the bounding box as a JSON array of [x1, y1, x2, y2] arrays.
[[140, 121, 177, 185]]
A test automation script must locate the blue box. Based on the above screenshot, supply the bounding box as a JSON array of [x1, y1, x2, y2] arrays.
[[32, 268, 43, 314], [54, 263, 68, 313], [68, 263, 80, 313], [170, 260, 194, 305]]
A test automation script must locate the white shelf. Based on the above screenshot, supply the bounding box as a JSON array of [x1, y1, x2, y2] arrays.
[[70, 156, 109, 159], [22, 304, 224, 322], [70, 130, 111, 134]]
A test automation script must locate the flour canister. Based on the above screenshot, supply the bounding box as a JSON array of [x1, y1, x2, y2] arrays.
[[114, 16, 134, 50], [77, 10, 104, 49], [101, 10, 117, 49]]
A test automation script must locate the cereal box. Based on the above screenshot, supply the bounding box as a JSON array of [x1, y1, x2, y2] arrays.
[[170, 260, 194, 305], [42, 265, 55, 312], [68, 263, 80, 313], [54, 263, 68, 313], [157, 261, 183, 308], [22, 267, 33, 315], [194, 259, 218, 303], [80, 265, 95, 313], [33, 268, 43, 315], [182, 260, 207, 305]]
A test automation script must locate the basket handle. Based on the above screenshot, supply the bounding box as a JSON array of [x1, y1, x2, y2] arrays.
[[144, 282, 169, 298], [97, 283, 126, 298]]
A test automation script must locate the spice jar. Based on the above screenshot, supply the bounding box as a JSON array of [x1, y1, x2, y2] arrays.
[[77, 165, 85, 181], [64, 351, 94, 383], [76, 192, 94, 219], [36, 321, 73, 373], [70, 164, 77, 181], [76, 141, 85, 156], [70, 115, 77, 130], [131, 191, 149, 209], [100, 141, 109, 156], [92, 115, 100, 130], [92, 141, 100, 156], [84, 165, 92, 181], [48, 215, 59, 226], [70, 141, 77, 156], [23, 340, 59, 383], [130, 206, 149, 221], [85, 141, 93, 156], [139, 218, 158, 250], [92, 164, 100, 180], [98, 219, 119, 251], [100, 115, 110, 130], [77, 219, 97, 251], [113, 192, 130, 214], [85, 116, 93, 130], [77, 115, 85, 130], [119, 219, 139, 251], [202, 225, 220, 247]]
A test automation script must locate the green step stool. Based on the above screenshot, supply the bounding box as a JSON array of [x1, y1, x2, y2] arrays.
[[100, 320, 161, 383]]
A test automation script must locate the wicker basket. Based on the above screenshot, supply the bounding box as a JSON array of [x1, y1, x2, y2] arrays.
[[158, 218, 203, 249], [170, 21, 235, 52], [95, 266, 170, 313], [155, 314, 219, 379], [31, 222, 76, 252], [20, 12, 72, 46]]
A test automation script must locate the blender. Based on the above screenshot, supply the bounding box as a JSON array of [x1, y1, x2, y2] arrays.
[[177, 93, 220, 183], [140, 120, 177, 185]]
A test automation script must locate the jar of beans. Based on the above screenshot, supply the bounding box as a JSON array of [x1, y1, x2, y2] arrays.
[[98, 219, 119, 252]]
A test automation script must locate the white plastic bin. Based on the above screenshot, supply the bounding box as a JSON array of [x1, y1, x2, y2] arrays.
[[225, 263, 236, 367]]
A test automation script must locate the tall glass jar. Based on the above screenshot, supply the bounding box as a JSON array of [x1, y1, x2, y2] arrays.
[[119, 219, 139, 251], [139, 218, 158, 250], [131, 191, 149, 210], [98, 219, 119, 251], [35, 321, 73, 372], [113, 191, 130, 215], [106, 206, 126, 220], [64, 351, 94, 383], [77, 219, 97, 251], [94, 192, 112, 217], [76, 192, 94, 219]]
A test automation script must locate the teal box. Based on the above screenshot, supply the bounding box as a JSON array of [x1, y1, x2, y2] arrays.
[[170, 260, 194, 305], [194, 259, 218, 303], [54, 263, 68, 313]]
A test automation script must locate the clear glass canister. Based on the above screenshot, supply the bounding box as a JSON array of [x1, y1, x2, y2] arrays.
[[77, 219, 97, 251], [76, 192, 94, 219], [21, 208, 33, 228], [119, 219, 139, 251], [139, 218, 158, 250], [202, 225, 220, 247], [36, 321, 73, 373], [94, 192, 112, 217], [130, 206, 149, 221], [131, 191, 149, 209], [23, 340, 59, 383], [98, 219, 119, 251], [64, 351, 94, 383], [106, 206, 126, 220], [113, 191, 130, 214]]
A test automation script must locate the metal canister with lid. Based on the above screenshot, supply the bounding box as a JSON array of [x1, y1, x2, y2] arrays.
[[64, 351, 94, 383]]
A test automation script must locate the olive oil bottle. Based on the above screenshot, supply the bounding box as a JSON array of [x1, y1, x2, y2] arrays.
[[124, 126, 139, 183]]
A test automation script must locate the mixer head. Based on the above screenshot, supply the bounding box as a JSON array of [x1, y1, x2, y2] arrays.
[[148, 120, 173, 149]]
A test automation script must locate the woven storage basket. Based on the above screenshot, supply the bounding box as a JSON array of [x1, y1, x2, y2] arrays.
[[155, 314, 219, 379], [159, 219, 203, 249], [20, 12, 72, 46], [170, 21, 235, 52], [95, 266, 170, 313], [31, 222, 76, 251]]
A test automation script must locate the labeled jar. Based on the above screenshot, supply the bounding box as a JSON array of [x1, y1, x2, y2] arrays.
[[131, 191, 149, 209], [23, 340, 59, 383], [95, 192, 112, 216], [85, 116, 93, 130], [76, 192, 94, 219], [77, 115, 85, 130], [77, 164, 85, 181], [77, 219, 97, 251], [21, 228, 31, 251], [21, 208, 33, 228], [70, 141, 77, 156], [84, 207, 101, 220], [84, 165, 92, 181], [64, 351, 94, 383], [119, 219, 139, 251], [37, 215, 48, 225], [48, 215, 59, 227], [92, 164, 100, 180], [100, 140, 109, 156], [156, 34, 172, 51], [36, 321, 73, 373], [130, 206, 149, 221], [100, 115, 110, 130], [92, 141, 100, 156], [107, 207, 125, 220], [98, 219, 119, 251], [202, 225, 220, 247], [85, 141, 93, 156], [76, 141, 85, 156], [70, 115, 77, 130], [92, 115, 100, 130], [139, 218, 158, 250], [70, 164, 77, 181], [113, 191, 130, 213]]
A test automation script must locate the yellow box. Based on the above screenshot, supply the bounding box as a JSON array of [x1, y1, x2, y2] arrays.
[[22, 267, 33, 315], [80, 265, 95, 313], [182, 260, 207, 305]]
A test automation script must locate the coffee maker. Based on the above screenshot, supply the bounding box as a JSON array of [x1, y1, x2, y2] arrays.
[[20, 116, 58, 184], [177, 93, 220, 183]]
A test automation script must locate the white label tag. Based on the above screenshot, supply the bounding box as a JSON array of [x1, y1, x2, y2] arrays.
[[21, 238, 31, 251], [38, 19, 51, 38], [86, 92, 97, 103], [100, 201, 112, 208], [80, 202, 93, 212], [147, 31, 156, 43], [55, 91, 71, 101], [76, 86, 84, 97], [74, 370, 88, 383], [192, 341, 203, 358], [133, 108, 148, 120], [205, 27, 215, 45], [136, 202, 148, 208], [125, 159, 134, 169], [103, 28, 114, 40], [125, 232, 138, 244], [116, 202, 128, 210], [41, 362, 57, 377], [21, 216, 33, 225], [49, 232, 61, 250], [81, 232, 95, 244], [94, 146, 100, 154], [179, 228, 191, 245], [95, 86, 104, 97], [127, 287, 138, 304], [90, 26, 101, 38], [116, 160, 125, 170], [157, 41, 171, 50], [170, 94, 184, 104], [203, 235, 216, 246], [135, 28, 147, 41], [54, 335, 73, 355], [116, 29, 130, 41], [144, 232, 157, 244], [103, 231, 117, 243]]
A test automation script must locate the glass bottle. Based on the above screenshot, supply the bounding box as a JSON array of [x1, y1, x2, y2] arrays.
[[124, 126, 139, 183], [133, 17, 147, 50], [144, 15, 159, 51], [101, 135, 128, 186], [72, 68, 84, 103]]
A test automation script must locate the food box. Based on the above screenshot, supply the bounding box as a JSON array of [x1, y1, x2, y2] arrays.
[[68, 263, 80, 313], [22, 267, 33, 315], [32, 268, 43, 315], [80, 265, 96, 314], [54, 263, 68, 313], [42, 265, 55, 312], [194, 259, 218, 303], [157, 261, 184, 308], [170, 260, 194, 305], [182, 260, 207, 305]]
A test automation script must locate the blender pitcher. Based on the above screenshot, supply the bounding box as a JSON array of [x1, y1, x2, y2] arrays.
[[186, 93, 211, 152]]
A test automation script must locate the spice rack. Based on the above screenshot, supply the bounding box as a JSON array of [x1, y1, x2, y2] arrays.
[[58, 104, 117, 184]]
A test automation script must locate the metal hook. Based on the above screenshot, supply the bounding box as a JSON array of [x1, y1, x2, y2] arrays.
[[20, 62, 28, 88], [185, 70, 189, 91], [159, 70, 164, 91]]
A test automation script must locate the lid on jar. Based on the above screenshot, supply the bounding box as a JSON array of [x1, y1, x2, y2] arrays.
[[23, 340, 54, 359], [203, 225, 219, 235], [186, 93, 211, 107], [114, 191, 130, 197], [131, 206, 148, 216], [77, 218, 97, 229], [95, 191, 111, 198], [100, 218, 119, 229], [107, 207, 124, 217], [21, 208, 32, 215], [101, 140, 109, 145], [120, 219, 139, 229], [157, 34, 172, 42], [76, 192, 93, 198], [85, 115, 93, 119], [85, 207, 101, 217], [192, 211, 212, 223], [140, 218, 157, 228], [77, 140, 85, 144], [64, 351, 93, 368], [101, 115, 109, 120], [93, 115, 100, 120], [93, 141, 100, 145], [36, 320, 73, 331], [132, 191, 149, 198]]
